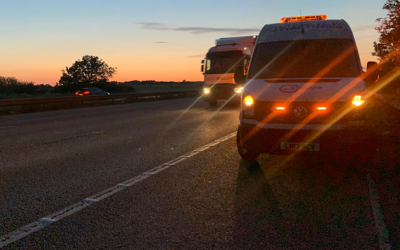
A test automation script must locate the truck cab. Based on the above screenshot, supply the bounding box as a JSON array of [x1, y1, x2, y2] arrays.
[[236, 15, 378, 163], [201, 36, 257, 107]]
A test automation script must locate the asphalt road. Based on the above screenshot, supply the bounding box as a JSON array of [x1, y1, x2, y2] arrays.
[[1, 96, 400, 249]]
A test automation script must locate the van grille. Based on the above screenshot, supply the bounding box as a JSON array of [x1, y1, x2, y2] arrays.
[[254, 101, 361, 124]]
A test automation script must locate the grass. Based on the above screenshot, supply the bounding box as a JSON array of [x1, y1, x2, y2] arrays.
[[131, 83, 202, 94], [0, 83, 202, 99], [0, 87, 201, 116]]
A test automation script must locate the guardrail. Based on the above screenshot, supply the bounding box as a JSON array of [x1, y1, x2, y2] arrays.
[[0, 91, 201, 107]]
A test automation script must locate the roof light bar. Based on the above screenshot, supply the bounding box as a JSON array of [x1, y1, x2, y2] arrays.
[[280, 15, 327, 23]]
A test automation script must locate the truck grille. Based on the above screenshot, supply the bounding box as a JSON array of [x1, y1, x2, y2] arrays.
[[209, 85, 236, 99]]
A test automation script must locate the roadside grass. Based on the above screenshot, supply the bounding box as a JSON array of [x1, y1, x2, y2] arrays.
[[131, 83, 201, 94], [0, 83, 202, 99], [0, 84, 202, 116], [0, 93, 70, 100]]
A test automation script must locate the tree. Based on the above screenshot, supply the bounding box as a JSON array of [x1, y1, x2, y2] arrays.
[[57, 55, 117, 92], [373, 0, 400, 77], [0, 76, 36, 96]]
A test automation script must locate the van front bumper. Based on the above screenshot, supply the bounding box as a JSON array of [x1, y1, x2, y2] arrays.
[[239, 119, 375, 155]]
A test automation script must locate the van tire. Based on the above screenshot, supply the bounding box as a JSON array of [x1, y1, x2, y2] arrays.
[[237, 128, 260, 165]]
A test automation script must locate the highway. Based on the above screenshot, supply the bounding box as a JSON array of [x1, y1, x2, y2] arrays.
[[1, 96, 400, 249]]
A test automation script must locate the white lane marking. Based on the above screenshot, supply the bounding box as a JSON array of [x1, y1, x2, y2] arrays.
[[0, 132, 236, 248], [367, 174, 392, 250]]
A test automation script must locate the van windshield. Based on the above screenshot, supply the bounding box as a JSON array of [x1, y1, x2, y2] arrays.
[[206, 51, 243, 74], [248, 39, 361, 79]]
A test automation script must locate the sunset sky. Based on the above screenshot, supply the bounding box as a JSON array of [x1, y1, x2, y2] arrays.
[[0, 0, 387, 85]]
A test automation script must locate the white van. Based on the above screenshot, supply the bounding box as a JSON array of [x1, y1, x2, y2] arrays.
[[235, 15, 378, 163]]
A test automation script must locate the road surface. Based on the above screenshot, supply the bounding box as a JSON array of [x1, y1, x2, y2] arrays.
[[1, 97, 399, 249]]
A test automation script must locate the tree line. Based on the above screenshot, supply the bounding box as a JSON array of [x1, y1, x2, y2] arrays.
[[373, 0, 400, 86], [0, 76, 53, 98]]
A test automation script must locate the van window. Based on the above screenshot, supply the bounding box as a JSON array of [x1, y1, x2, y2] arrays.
[[205, 51, 243, 74], [248, 39, 361, 79]]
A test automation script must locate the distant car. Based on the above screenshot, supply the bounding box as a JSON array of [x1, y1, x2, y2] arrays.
[[75, 87, 110, 96]]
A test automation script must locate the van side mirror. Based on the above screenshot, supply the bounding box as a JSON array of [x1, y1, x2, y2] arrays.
[[234, 66, 246, 84], [366, 61, 379, 83]]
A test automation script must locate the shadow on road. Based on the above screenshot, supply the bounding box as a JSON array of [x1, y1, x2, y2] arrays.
[[233, 155, 379, 249]]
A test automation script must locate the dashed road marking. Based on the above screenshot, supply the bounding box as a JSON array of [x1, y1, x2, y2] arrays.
[[367, 174, 392, 250], [0, 132, 236, 248]]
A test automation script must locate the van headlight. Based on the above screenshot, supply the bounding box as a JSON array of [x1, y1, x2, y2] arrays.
[[242, 93, 255, 118], [352, 95, 365, 107]]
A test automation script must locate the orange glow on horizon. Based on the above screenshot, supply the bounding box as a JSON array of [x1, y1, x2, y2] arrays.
[[0, 35, 378, 85]]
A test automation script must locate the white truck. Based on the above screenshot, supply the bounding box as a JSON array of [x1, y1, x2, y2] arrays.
[[201, 36, 257, 107], [235, 15, 379, 164]]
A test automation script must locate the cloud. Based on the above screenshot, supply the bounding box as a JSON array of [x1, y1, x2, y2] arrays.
[[154, 41, 168, 43], [136, 22, 259, 35], [137, 22, 168, 30], [353, 25, 375, 32], [173, 27, 259, 35], [187, 54, 205, 58]]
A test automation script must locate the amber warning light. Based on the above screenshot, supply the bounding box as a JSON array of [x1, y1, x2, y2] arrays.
[[280, 15, 327, 23]]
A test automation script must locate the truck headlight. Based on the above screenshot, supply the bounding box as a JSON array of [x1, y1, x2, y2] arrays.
[[234, 87, 243, 94], [203, 88, 210, 94]]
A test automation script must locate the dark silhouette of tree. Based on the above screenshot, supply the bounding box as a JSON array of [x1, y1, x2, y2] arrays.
[[0, 76, 36, 96], [373, 0, 400, 77], [56, 55, 117, 92]]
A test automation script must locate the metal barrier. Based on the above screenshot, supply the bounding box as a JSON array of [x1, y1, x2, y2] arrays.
[[0, 91, 200, 107]]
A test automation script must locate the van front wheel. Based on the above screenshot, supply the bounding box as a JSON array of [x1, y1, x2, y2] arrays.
[[236, 128, 260, 164]]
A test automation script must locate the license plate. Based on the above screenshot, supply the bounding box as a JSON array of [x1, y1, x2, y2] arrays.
[[280, 142, 320, 151]]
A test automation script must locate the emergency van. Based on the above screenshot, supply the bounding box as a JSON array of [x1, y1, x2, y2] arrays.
[[201, 36, 257, 107], [235, 15, 378, 162]]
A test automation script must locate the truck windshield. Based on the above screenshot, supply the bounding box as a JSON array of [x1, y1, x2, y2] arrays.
[[206, 51, 243, 74], [248, 39, 361, 79]]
